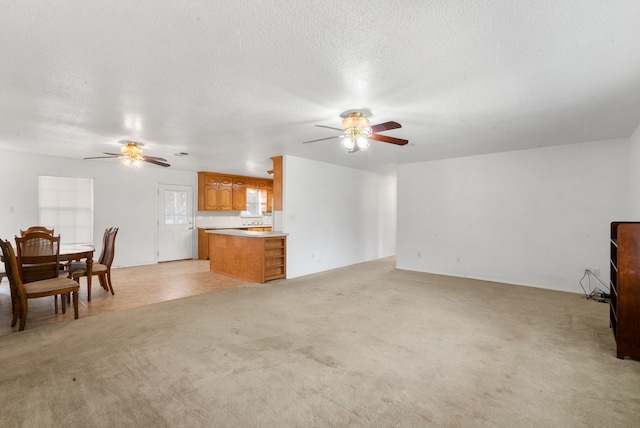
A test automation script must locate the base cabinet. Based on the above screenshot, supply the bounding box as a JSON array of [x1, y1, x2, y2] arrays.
[[209, 232, 286, 283], [610, 222, 640, 359], [198, 227, 272, 260]]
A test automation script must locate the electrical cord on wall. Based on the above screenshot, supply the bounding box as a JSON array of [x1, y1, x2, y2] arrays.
[[579, 269, 610, 303]]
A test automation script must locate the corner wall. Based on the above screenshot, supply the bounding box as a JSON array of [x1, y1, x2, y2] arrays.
[[0, 150, 197, 267], [396, 139, 630, 293], [283, 156, 396, 278]]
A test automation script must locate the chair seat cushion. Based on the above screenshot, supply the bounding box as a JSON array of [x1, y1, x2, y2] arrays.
[[23, 277, 79, 295], [69, 262, 108, 276]]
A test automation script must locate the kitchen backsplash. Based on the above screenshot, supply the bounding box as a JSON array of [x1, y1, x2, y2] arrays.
[[196, 211, 273, 228]]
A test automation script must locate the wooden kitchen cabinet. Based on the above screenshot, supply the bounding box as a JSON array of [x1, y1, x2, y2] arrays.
[[199, 173, 232, 190], [232, 187, 247, 210], [266, 189, 273, 212], [232, 177, 247, 210], [198, 171, 273, 212], [209, 231, 286, 283], [199, 226, 273, 259], [198, 228, 209, 260], [232, 176, 247, 187], [204, 185, 233, 210], [198, 172, 234, 211], [245, 178, 269, 190]]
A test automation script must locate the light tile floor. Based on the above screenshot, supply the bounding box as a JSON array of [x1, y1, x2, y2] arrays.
[[0, 260, 249, 337]]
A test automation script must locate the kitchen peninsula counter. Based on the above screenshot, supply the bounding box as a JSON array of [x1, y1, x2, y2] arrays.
[[207, 230, 287, 283], [198, 226, 272, 260]]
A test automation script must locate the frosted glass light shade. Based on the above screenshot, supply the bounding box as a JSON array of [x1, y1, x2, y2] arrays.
[[342, 137, 355, 151], [356, 136, 369, 150]]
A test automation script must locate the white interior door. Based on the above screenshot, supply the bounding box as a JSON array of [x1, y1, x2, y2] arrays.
[[157, 184, 193, 262]]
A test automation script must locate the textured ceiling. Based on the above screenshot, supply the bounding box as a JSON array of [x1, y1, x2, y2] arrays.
[[1, 0, 640, 176]]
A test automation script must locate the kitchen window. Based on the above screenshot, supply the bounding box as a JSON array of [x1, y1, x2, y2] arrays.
[[243, 189, 261, 216]]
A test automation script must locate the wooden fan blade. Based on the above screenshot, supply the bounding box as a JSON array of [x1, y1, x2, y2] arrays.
[[315, 125, 344, 132], [143, 158, 170, 167], [83, 155, 122, 159], [103, 152, 124, 156], [370, 133, 409, 146], [370, 121, 402, 133], [302, 135, 342, 144], [142, 155, 168, 162]]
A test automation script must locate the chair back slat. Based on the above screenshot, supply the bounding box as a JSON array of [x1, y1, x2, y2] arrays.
[[15, 232, 61, 283]]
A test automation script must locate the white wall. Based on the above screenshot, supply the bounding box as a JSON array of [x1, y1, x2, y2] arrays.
[[283, 156, 396, 278], [396, 139, 630, 293], [0, 150, 197, 267], [630, 123, 640, 218]]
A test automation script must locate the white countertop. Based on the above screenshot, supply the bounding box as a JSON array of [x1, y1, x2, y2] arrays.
[[206, 229, 287, 238]]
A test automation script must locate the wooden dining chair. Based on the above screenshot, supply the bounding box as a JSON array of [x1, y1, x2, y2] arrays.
[[15, 231, 68, 313], [0, 239, 79, 331], [21, 226, 70, 273], [69, 227, 119, 298], [20, 226, 54, 236], [15, 232, 61, 281]]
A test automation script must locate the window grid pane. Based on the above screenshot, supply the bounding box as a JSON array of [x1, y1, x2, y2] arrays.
[[164, 190, 187, 225]]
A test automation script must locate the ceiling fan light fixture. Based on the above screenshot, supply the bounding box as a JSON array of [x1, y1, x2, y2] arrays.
[[85, 140, 170, 167], [120, 142, 144, 167], [341, 112, 369, 131], [302, 112, 407, 153]]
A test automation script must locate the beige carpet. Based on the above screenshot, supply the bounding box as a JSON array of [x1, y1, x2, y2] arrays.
[[0, 257, 638, 427]]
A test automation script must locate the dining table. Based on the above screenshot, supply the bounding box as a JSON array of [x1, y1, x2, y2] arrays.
[[1, 241, 98, 300], [60, 244, 96, 301]]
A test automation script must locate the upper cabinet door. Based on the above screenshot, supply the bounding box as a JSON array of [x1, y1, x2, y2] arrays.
[[233, 177, 247, 187], [205, 174, 233, 186], [219, 187, 233, 210], [233, 187, 247, 210], [203, 185, 221, 210], [245, 178, 270, 189]]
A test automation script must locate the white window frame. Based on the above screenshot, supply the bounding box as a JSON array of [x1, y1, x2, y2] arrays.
[[38, 175, 94, 245]]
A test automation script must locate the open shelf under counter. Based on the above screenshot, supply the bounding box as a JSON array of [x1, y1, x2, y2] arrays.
[[207, 230, 287, 283]]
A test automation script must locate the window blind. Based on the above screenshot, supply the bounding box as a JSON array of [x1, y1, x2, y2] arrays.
[[38, 175, 94, 245]]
